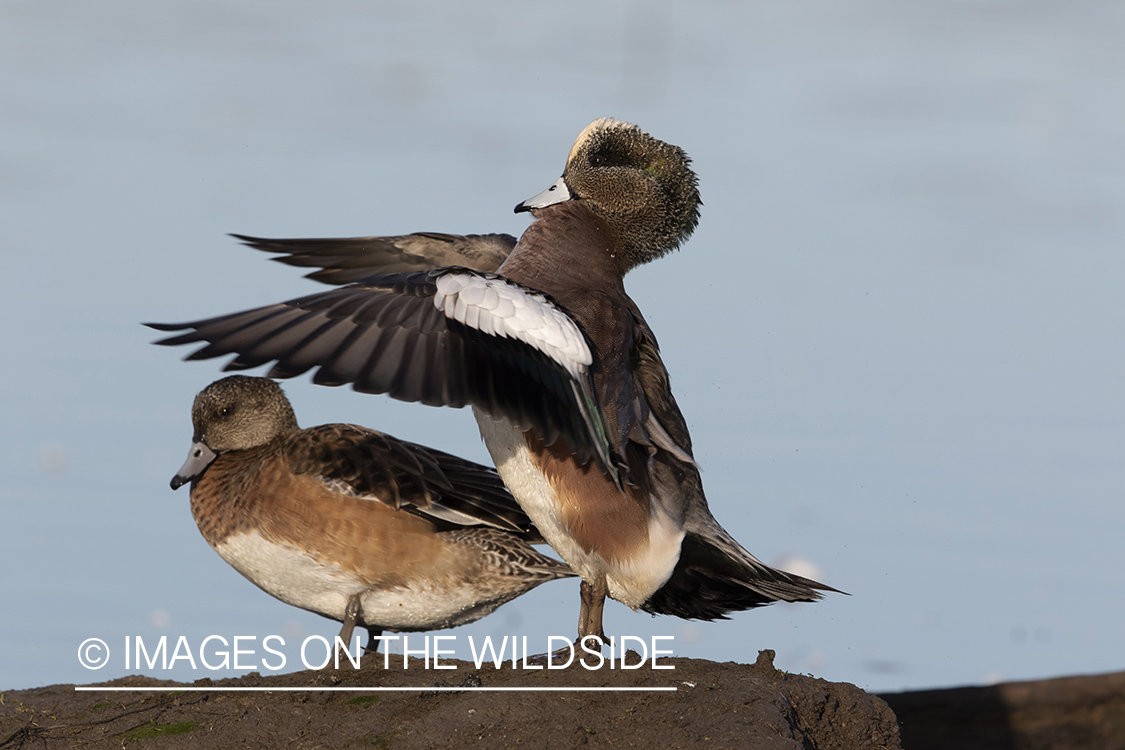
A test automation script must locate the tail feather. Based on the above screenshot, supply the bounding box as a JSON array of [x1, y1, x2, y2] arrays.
[[642, 531, 844, 621]]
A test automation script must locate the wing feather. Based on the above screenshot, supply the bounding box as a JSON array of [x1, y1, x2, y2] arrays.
[[149, 268, 617, 478]]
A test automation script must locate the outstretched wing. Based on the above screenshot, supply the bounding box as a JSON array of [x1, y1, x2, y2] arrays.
[[235, 232, 515, 285], [148, 268, 617, 481]]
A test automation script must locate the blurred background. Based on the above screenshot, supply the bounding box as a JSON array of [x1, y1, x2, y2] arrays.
[[2, 1, 1122, 694]]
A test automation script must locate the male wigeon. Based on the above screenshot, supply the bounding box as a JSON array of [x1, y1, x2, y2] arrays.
[[152, 118, 839, 643], [172, 375, 574, 649]]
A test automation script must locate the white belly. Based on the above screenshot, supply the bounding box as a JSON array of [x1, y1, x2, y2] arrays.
[[212, 531, 504, 631], [474, 410, 683, 609]]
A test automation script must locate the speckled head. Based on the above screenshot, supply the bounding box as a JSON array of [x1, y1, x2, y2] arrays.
[[190, 375, 298, 452], [518, 118, 702, 270]]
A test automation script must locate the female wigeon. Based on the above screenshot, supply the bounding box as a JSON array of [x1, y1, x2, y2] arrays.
[[172, 375, 574, 649], [152, 119, 839, 644]]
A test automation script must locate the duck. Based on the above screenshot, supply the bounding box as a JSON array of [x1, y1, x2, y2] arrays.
[[152, 118, 839, 644], [170, 374, 575, 651]]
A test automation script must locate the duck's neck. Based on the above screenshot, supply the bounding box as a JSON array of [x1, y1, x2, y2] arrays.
[[500, 203, 629, 296]]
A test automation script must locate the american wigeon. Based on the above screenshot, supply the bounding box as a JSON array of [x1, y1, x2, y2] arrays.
[[152, 118, 839, 643], [171, 375, 574, 649]]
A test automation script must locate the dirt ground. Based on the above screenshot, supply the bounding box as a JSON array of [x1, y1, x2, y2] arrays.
[[1, 650, 900, 749], [4, 650, 1122, 749]]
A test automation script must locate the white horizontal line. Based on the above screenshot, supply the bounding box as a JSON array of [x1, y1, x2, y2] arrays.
[[76, 686, 677, 693]]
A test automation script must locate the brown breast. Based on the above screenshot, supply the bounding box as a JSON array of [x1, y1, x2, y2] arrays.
[[190, 447, 474, 589], [525, 431, 651, 564]]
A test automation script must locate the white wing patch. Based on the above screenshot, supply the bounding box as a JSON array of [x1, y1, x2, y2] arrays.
[[433, 273, 591, 379]]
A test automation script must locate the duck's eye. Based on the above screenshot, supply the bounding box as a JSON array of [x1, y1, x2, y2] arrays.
[[219, 406, 233, 417], [589, 153, 605, 167]]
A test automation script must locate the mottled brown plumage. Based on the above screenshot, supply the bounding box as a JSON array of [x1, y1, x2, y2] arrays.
[[173, 376, 573, 648]]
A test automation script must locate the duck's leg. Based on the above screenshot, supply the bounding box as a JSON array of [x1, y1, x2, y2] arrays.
[[364, 627, 383, 654], [578, 576, 608, 643], [332, 594, 366, 666], [338, 593, 361, 645], [525, 577, 610, 667]]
